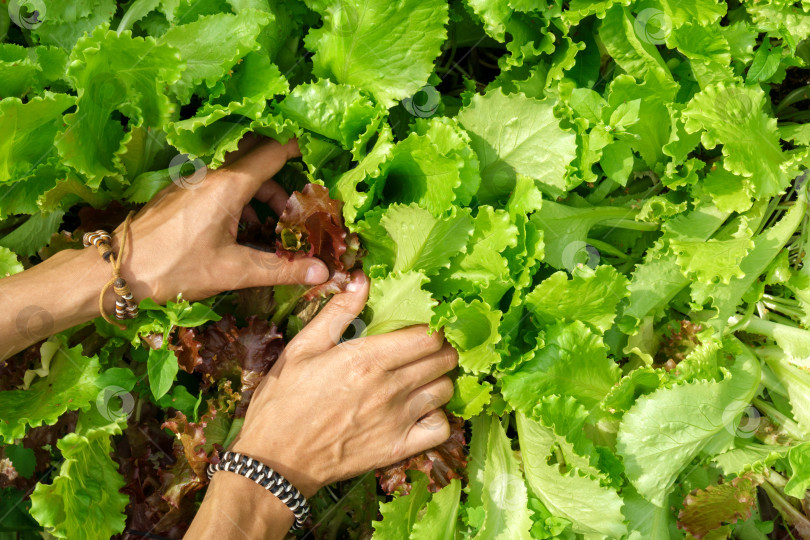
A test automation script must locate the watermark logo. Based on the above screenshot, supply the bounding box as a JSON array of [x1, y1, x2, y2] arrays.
[[96, 386, 135, 422], [561, 241, 601, 272], [332, 1, 360, 37], [8, 0, 45, 30], [716, 87, 753, 124], [16, 305, 54, 342], [402, 85, 440, 118], [634, 8, 672, 46], [247, 246, 288, 273], [169, 153, 208, 190], [488, 473, 528, 510], [722, 401, 761, 439], [330, 314, 367, 349]]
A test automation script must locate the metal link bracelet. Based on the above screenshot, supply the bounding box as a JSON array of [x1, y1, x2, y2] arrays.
[[206, 451, 311, 530]]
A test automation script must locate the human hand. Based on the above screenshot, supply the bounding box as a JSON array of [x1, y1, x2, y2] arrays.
[[111, 137, 329, 305], [230, 270, 458, 497]]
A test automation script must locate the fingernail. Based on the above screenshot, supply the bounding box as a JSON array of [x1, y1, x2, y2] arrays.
[[305, 264, 328, 284], [346, 275, 363, 292]]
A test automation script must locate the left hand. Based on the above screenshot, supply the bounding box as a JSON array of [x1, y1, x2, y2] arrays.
[[111, 136, 330, 304]]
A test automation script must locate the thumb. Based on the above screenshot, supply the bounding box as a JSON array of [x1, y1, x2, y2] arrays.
[[226, 245, 330, 287], [287, 270, 370, 357]]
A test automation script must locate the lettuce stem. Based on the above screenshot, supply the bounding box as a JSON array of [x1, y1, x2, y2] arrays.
[[598, 218, 659, 231], [751, 397, 804, 440]]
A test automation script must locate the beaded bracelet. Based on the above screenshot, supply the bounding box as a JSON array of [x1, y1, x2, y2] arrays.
[[82, 211, 139, 328], [207, 451, 311, 530]]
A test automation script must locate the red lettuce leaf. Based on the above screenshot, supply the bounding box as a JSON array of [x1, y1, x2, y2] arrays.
[[115, 403, 194, 539], [159, 382, 239, 508], [170, 315, 283, 417], [275, 183, 362, 300], [677, 475, 759, 539], [376, 413, 467, 495]]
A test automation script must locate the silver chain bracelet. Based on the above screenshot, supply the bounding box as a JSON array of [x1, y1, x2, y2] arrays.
[[206, 451, 311, 530]]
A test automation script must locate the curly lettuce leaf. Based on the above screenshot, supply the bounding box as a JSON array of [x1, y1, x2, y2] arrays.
[[447, 374, 493, 419], [373, 472, 431, 538], [56, 27, 184, 186], [0, 93, 75, 185], [29, 408, 131, 539], [275, 78, 384, 153], [517, 410, 627, 540], [327, 123, 395, 224], [525, 265, 629, 334], [429, 206, 517, 306], [458, 88, 577, 202], [683, 83, 789, 199], [363, 271, 436, 336], [376, 204, 474, 275], [433, 298, 502, 374], [500, 321, 621, 413], [410, 479, 461, 539], [303, 0, 448, 107], [617, 340, 761, 505], [0, 339, 135, 441], [158, 10, 271, 103]]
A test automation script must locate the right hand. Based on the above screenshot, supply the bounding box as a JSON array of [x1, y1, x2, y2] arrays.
[[230, 270, 459, 497]]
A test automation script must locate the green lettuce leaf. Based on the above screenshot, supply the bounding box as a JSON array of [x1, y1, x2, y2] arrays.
[[0, 93, 75, 184], [447, 374, 493, 419], [0, 338, 135, 441], [616, 340, 761, 505], [56, 27, 184, 186], [0, 246, 24, 277], [525, 265, 629, 333], [458, 88, 577, 202], [275, 78, 384, 154], [378, 204, 474, 275], [304, 0, 448, 107], [517, 410, 627, 540], [31, 0, 118, 50], [429, 206, 517, 306], [785, 443, 810, 498], [327, 123, 395, 225], [472, 415, 533, 540], [159, 10, 270, 103], [29, 407, 132, 539], [410, 479, 461, 539], [683, 83, 789, 199], [363, 271, 437, 336], [433, 298, 502, 374], [373, 473, 431, 538], [500, 321, 621, 413]]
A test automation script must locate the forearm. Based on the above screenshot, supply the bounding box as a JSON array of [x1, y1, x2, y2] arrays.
[[0, 247, 114, 360], [185, 473, 294, 540]]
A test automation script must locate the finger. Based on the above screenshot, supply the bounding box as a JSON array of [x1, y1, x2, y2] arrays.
[[222, 133, 263, 167], [253, 180, 289, 217], [221, 244, 329, 288], [240, 205, 260, 224], [289, 271, 369, 356], [406, 376, 454, 423], [224, 138, 300, 201], [392, 344, 458, 391], [403, 409, 451, 456], [349, 326, 445, 372]]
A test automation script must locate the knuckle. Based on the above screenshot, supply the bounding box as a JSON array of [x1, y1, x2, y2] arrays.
[[436, 376, 454, 402], [439, 346, 459, 372], [433, 415, 451, 443], [347, 357, 375, 383], [414, 329, 443, 353]]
